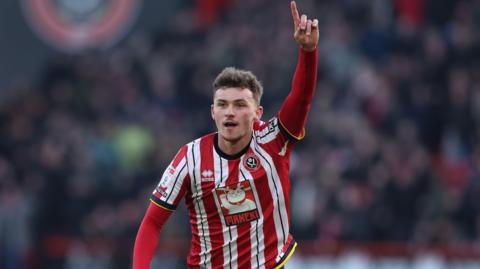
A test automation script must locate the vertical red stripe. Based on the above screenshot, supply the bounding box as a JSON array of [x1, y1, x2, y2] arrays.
[[227, 156, 251, 268], [261, 137, 293, 226], [200, 136, 224, 268], [248, 148, 279, 268], [172, 145, 188, 167], [168, 146, 190, 206], [267, 145, 292, 225], [186, 194, 201, 266], [173, 174, 190, 205]]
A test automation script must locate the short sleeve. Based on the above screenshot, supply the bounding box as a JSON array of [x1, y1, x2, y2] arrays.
[[253, 117, 298, 157], [150, 145, 190, 211]]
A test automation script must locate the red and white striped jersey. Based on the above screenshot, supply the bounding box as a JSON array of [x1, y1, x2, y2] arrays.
[[151, 116, 299, 269]]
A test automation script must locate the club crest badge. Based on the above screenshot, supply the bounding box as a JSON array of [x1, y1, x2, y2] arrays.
[[21, 0, 141, 52], [243, 153, 260, 172]]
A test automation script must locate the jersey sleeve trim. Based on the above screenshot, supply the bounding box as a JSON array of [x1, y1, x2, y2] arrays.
[[277, 116, 305, 142], [273, 240, 298, 269], [150, 195, 176, 212]]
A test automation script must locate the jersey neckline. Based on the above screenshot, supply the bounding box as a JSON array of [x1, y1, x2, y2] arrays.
[[214, 133, 251, 160]]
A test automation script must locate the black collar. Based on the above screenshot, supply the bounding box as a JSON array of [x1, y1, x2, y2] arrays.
[[214, 133, 251, 160]]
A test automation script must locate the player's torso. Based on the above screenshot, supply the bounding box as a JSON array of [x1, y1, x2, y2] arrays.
[[184, 133, 293, 269]]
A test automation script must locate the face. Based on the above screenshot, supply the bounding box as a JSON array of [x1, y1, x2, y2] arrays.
[[211, 87, 263, 144]]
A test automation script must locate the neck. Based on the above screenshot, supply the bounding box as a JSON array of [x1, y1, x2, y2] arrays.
[[217, 132, 252, 156]]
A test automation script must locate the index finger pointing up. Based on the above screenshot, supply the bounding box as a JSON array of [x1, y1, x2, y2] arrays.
[[290, 1, 300, 30]]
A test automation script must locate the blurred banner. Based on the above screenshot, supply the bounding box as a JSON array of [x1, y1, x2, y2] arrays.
[[0, 0, 178, 99], [21, 0, 142, 52]]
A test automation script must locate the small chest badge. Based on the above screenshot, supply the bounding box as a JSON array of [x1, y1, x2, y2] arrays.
[[244, 153, 260, 172]]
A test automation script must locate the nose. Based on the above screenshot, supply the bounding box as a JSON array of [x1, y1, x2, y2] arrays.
[[225, 104, 235, 116]]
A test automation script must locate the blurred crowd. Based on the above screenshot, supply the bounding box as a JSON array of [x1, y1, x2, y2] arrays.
[[1, 0, 480, 268]]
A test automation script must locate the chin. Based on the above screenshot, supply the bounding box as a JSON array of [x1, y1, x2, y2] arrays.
[[221, 133, 243, 143]]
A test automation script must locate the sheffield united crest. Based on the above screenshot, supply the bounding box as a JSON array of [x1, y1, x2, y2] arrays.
[[243, 153, 260, 172], [21, 0, 141, 52]]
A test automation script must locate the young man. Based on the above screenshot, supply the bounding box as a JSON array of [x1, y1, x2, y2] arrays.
[[133, 1, 319, 268]]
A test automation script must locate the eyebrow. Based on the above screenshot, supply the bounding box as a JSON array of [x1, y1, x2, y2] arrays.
[[215, 99, 249, 103]]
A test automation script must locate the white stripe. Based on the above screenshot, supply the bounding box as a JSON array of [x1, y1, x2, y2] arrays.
[[166, 158, 188, 204], [188, 140, 212, 268], [229, 226, 239, 269], [215, 153, 238, 269], [212, 195, 232, 269], [213, 150, 232, 268], [219, 155, 238, 269], [214, 150, 230, 188], [239, 164, 266, 269], [251, 141, 290, 262]]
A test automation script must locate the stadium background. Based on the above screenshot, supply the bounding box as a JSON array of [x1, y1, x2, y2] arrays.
[[1, 0, 480, 268]]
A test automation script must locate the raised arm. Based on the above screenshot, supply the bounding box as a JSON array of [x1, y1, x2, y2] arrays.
[[278, 1, 319, 140]]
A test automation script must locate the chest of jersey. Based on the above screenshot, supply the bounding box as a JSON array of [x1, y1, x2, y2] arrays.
[[190, 154, 268, 226]]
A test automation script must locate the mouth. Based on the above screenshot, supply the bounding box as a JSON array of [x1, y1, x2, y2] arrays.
[[223, 121, 238, 129]]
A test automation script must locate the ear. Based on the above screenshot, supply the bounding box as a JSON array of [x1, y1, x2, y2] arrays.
[[211, 104, 215, 120], [255, 105, 263, 120]]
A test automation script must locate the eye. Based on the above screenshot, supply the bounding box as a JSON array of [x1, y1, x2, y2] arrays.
[[236, 102, 248, 107]]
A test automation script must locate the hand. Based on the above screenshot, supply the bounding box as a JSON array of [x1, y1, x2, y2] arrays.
[[290, 1, 319, 52]]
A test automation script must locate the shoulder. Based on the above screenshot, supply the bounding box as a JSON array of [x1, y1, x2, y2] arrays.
[[182, 133, 216, 154], [253, 117, 282, 145], [254, 118, 278, 136], [253, 117, 297, 157]]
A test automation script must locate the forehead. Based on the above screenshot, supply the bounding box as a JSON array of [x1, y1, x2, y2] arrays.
[[214, 87, 254, 101]]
